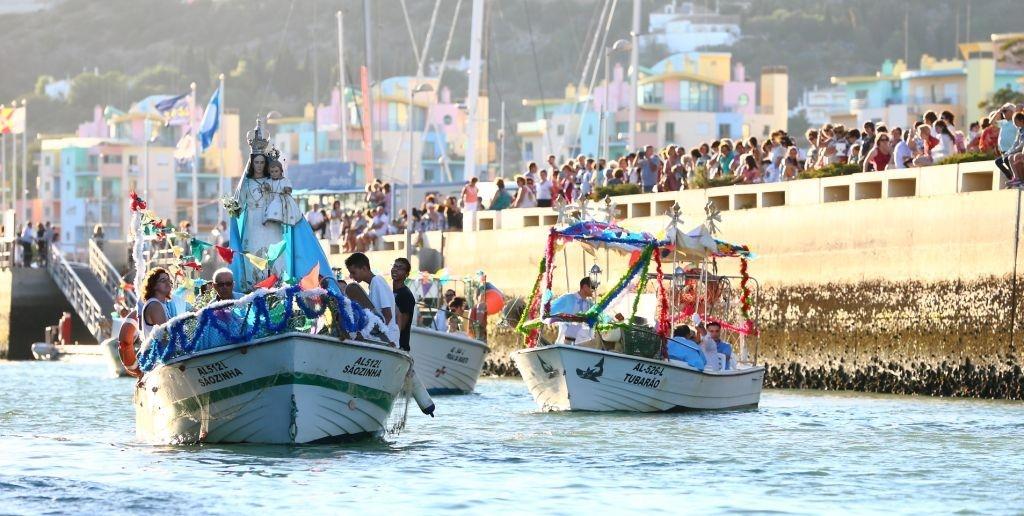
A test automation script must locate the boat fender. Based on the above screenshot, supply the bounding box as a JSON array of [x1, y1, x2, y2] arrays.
[[118, 313, 143, 379], [409, 370, 435, 417]]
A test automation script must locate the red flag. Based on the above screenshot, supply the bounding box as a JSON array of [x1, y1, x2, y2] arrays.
[[254, 274, 278, 289], [215, 245, 235, 263], [182, 260, 202, 272], [299, 263, 320, 290]]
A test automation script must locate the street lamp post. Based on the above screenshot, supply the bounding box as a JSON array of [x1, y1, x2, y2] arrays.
[[601, 39, 631, 160], [406, 83, 434, 260]]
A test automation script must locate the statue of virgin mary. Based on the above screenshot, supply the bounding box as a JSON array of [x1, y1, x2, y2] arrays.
[[231, 117, 286, 291]]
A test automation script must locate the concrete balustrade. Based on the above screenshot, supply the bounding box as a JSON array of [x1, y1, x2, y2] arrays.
[[428, 161, 1009, 231]]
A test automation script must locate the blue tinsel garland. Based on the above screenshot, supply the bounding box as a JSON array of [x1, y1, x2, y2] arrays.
[[137, 285, 373, 372]]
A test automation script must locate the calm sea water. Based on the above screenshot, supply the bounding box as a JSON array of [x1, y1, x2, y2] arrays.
[[1, 358, 1023, 515]]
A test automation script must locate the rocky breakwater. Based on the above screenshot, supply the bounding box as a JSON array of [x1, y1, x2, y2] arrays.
[[758, 277, 1023, 399]]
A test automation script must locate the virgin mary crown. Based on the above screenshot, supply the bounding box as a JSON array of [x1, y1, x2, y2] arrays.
[[246, 116, 271, 156]]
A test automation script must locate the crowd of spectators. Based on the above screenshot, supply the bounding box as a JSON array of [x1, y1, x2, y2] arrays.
[[482, 105, 1024, 208], [310, 105, 1024, 247]]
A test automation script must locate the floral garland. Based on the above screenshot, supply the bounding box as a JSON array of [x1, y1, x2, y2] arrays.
[[652, 249, 670, 349], [582, 243, 654, 325], [739, 257, 758, 335], [541, 230, 558, 317], [630, 249, 653, 323], [516, 257, 548, 347], [137, 285, 385, 372]]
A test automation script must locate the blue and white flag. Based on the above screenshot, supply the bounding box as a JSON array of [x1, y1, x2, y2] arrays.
[[197, 86, 221, 151]]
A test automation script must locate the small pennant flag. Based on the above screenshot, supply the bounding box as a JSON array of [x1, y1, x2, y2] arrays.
[[299, 263, 320, 290], [254, 274, 278, 289], [190, 238, 212, 261], [215, 245, 235, 263], [171, 246, 183, 259], [266, 239, 287, 263], [245, 253, 269, 270]]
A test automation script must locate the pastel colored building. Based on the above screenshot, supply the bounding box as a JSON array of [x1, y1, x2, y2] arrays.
[[36, 95, 242, 250], [830, 33, 1024, 128], [270, 77, 491, 209], [517, 52, 788, 165]]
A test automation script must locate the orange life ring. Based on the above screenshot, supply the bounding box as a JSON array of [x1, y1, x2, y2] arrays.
[[118, 311, 142, 379]]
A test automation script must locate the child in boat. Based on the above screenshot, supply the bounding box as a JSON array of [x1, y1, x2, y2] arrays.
[[264, 159, 302, 226]]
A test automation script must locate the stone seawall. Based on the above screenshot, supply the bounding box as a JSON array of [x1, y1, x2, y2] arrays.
[[481, 277, 1023, 399]]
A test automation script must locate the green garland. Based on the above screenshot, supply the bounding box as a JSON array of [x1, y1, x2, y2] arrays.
[[630, 247, 653, 322], [515, 257, 547, 336]]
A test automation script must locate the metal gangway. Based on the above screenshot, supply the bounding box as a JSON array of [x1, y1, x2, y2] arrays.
[[46, 239, 131, 342]]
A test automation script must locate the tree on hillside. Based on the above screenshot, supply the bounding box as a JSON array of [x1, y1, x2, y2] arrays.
[[131, 65, 188, 98], [68, 71, 131, 113]]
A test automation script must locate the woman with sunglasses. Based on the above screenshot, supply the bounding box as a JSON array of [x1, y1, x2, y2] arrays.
[[140, 267, 176, 339], [862, 133, 894, 172]]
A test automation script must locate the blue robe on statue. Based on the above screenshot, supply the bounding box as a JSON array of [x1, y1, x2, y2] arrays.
[[229, 209, 341, 295]]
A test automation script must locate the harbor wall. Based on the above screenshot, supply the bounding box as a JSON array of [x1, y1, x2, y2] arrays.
[[360, 163, 1023, 398], [1, 269, 88, 360]]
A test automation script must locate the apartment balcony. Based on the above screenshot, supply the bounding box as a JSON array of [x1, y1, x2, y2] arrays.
[[516, 120, 547, 136]]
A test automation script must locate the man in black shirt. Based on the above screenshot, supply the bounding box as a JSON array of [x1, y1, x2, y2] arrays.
[[391, 257, 417, 351]]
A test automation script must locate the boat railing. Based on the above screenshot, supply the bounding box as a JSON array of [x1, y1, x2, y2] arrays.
[[48, 244, 108, 341], [89, 238, 135, 306]]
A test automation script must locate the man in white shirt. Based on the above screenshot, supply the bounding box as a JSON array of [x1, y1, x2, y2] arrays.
[[551, 277, 596, 344], [305, 203, 326, 236], [579, 159, 595, 199], [344, 252, 400, 344], [536, 167, 553, 208]]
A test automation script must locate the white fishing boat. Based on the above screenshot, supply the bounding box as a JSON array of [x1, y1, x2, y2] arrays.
[[409, 326, 489, 395], [119, 129, 434, 445], [134, 332, 414, 444], [513, 344, 763, 411], [513, 201, 765, 412]]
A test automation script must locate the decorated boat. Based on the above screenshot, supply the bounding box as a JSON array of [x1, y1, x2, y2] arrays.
[[132, 286, 417, 444], [407, 273, 500, 394], [512, 201, 764, 412], [120, 118, 433, 444]]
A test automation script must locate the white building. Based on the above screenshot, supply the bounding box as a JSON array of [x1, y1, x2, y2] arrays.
[[648, 1, 741, 53], [791, 87, 849, 127]]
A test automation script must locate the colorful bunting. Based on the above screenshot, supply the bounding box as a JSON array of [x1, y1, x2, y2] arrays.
[[254, 274, 278, 289], [215, 245, 235, 263], [245, 253, 269, 270], [190, 238, 212, 261], [266, 240, 287, 263], [299, 263, 320, 290]]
